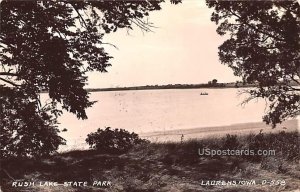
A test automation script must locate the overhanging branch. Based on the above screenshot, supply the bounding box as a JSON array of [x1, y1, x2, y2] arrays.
[[69, 3, 89, 29], [228, 10, 285, 42], [0, 77, 20, 87], [0, 72, 19, 76]]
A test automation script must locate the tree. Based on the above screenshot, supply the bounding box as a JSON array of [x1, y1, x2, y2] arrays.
[[212, 79, 218, 85], [207, 0, 300, 126], [0, 0, 181, 157], [0, 85, 65, 157]]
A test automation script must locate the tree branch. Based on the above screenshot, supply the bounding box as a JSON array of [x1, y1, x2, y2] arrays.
[[288, 75, 300, 87], [288, 86, 300, 91], [228, 10, 285, 42], [0, 72, 19, 76], [69, 3, 89, 29], [2, 169, 16, 181], [130, 19, 153, 33], [101, 42, 119, 50], [0, 77, 20, 87]]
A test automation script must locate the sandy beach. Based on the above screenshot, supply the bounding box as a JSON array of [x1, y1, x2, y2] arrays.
[[140, 119, 299, 142], [58, 118, 299, 152]]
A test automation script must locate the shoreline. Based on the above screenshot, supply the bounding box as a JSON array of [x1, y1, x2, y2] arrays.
[[58, 119, 299, 151], [85, 85, 254, 92], [40, 86, 252, 94], [140, 119, 299, 142]]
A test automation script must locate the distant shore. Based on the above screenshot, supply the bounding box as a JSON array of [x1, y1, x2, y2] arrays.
[[39, 82, 299, 93], [85, 82, 255, 92], [40, 83, 254, 94], [85, 81, 300, 92]]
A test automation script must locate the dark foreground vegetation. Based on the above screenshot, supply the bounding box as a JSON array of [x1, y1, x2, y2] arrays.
[[1, 131, 299, 192]]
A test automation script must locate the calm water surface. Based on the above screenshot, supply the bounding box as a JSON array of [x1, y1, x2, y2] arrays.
[[46, 88, 270, 148]]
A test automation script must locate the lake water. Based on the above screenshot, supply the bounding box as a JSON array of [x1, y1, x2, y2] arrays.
[[47, 88, 274, 149]]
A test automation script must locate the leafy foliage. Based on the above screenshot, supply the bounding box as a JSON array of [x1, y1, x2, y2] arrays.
[[0, 85, 65, 158], [245, 131, 299, 162], [206, 1, 300, 126], [0, 0, 180, 157], [222, 134, 239, 150], [86, 127, 148, 153]]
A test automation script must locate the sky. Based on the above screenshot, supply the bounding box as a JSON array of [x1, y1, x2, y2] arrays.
[[87, 0, 240, 88]]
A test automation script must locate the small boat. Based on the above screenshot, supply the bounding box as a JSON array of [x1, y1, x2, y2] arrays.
[[200, 92, 208, 95]]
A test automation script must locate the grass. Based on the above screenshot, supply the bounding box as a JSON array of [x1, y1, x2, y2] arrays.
[[0, 131, 299, 192]]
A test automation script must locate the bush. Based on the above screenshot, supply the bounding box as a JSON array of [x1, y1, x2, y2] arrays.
[[86, 127, 149, 154], [244, 131, 299, 162], [222, 134, 240, 150]]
